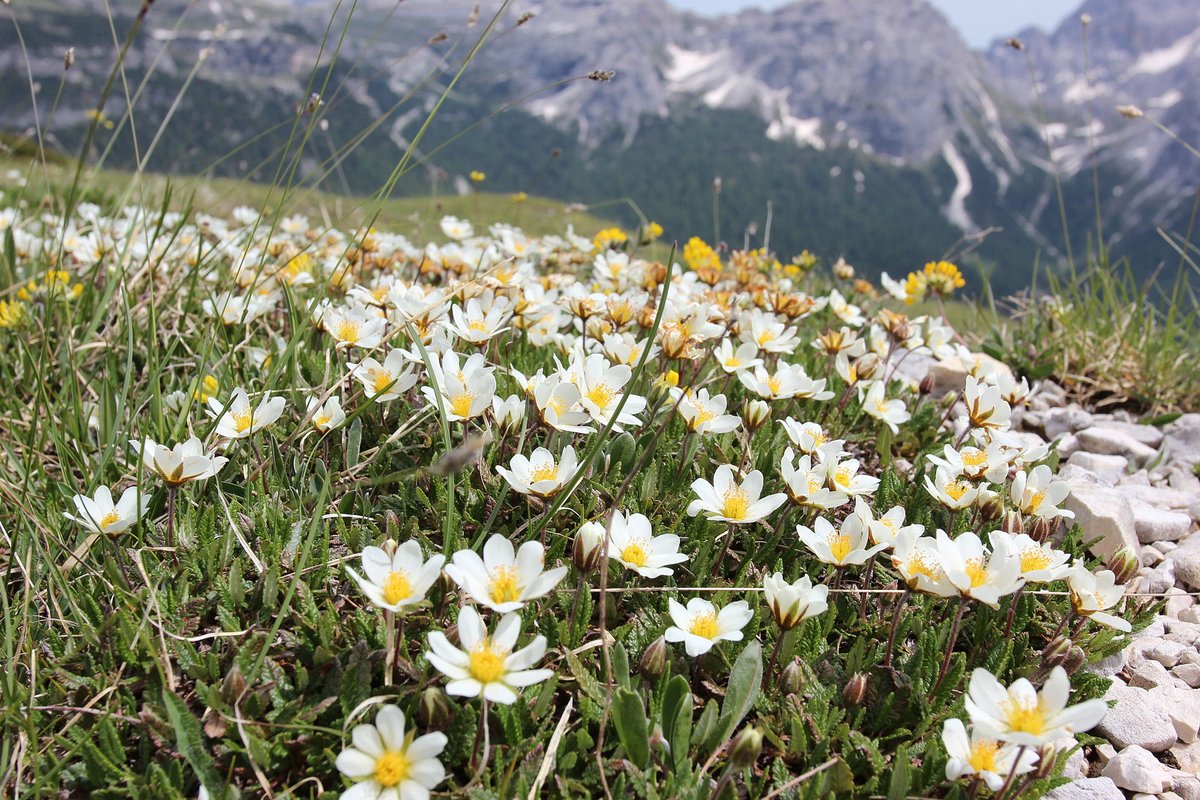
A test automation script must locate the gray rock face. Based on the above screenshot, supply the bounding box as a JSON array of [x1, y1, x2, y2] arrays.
[[1135, 506, 1193, 543], [1170, 537, 1200, 591], [1063, 486, 1139, 561], [1044, 777, 1124, 800], [1148, 684, 1200, 743], [1066, 452, 1129, 484], [1076, 428, 1158, 465], [1044, 407, 1095, 440], [1100, 745, 1171, 793], [1095, 683, 1177, 751], [1092, 420, 1165, 448]]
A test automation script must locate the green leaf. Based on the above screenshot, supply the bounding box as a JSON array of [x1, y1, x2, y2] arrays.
[[887, 745, 911, 800], [662, 675, 693, 772], [705, 641, 762, 751], [693, 700, 718, 754], [613, 641, 631, 690], [1139, 412, 1182, 427], [612, 688, 650, 770], [346, 417, 362, 468], [161, 688, 227, 799]]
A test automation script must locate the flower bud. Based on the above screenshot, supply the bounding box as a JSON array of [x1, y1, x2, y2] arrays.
[[855, 353, 883, 381], [919, 374, 935, 396], [842, 672, 868, 706], [1029, 516, 1056, 543], [727, 726, 763, 770], [781, 660, 804, 695], [608, 431, 637, 474], [744, 399, 771, 431], [1000, 509, 1024, 534], [418, 687, 452, 729], [1106, 545, 1139, 586], [1042, 636, 1072, 669], [638, 636, 668, 681], [833, 257, 855, 281], [573, 521, 605, 573], [220, 663, 247, 706], [1063, 644, 1087, 675], [978, 495, 1004, 522], [940, 391, 959, 409], [1034, 744, 1059, 780], [64, 47, 75, 70]]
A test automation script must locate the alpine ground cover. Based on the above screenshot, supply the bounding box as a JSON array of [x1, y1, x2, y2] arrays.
[[0, 188, 1159, 798]]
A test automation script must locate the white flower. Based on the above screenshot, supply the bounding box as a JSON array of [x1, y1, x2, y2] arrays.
[[964, 374, 1011, 431], [714, 339, 763, 374], [824, 454, 880, 498], [859, 380, 911, 434], [763, 573, 828, 629], [664, 597, 753, 657], [780, 448, 848, 510], [439, 215, 473, 240], [605, 510, 688, 578], [335, 704, 448, 800], [964, 666, 1108, 747], [445, 535, 568, 612], [495, 446, 579, 498], [425, 606, 553, 704], [346, 542, 446, 613], [444, 296, 511, 344], [928, 443, 1009, 484], [992, 531, 1071, 583], [942, 718, 1038, 792], [421, 350, 497, 421], [574, 352, 646, 430], [740, 309, 799, 354], [130, 437, 227, 486], [532, 379, 594, 434], [828, 289, 865, 327], [853, 498, 923, 548], [675, 388, 741, 435], [348, 350, 419, 403], [890, 528, 956, 597], [934, 530, 1024, 607], [738, 364, 833, 402], [307, 395, 346, 432], [63, 485, 149, 535], [1010, 465, 1074, 521], [779, 419, 843, 456], [491, 394, 526, 430], [207, 388, 286, 439], [796, 515, 887, 567], [1067, 565, 1130, 631], [923, 466, 980, 510], [325, 304, 386, 350], [687, 465, 787, 524]]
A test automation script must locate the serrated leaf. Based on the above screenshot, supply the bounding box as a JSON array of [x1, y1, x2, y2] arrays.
[[887, 744, 911, 800], [161, 688, 227, 799]]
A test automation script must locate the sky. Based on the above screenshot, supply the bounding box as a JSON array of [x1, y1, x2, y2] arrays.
[[668, 0, 1082, 47]]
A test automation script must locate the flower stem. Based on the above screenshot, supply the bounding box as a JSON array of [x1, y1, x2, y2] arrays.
[[882, 587, 910, 671], [1002, 585, 1026, 639], [931, 596, 967, 696], [993, 746, 1028, 800], [383, 609, 396, 687], [165, 485, 177, 558]]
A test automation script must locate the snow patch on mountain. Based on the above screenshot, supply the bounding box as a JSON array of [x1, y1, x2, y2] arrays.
[[940, 141, 975, 231]]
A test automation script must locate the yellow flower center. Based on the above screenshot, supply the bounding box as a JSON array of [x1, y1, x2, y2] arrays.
[[488, 566, 521, 605], [962, 449, 986, 467], [314, 413, 331, 428], [450, 391, 474, 418], [371, 370, 394, 395], [766, 376, 782, 396], [373, 750, 411, 788], [692, 407, 715, 428], [620, 541, 648, 567], [690, 612, 720, 639], [468, 318, 490, 333], [906, 554, 939, 581], [721, 487, 749, 521], [828, 533, 853, 563], [530, 463, 559, 484], [383, 571, 412, 605], [968, 739, 1000, 774], [834, 467, 852, 488], [232, 409, 253, 433], [335, 319, 359, 344], [100, 510, 121, 530], [1003, 698, 1047, 736], [468, 640, 508, 683], [806, 477, 823, 496], [757, 330, 776, 345], [1020, 547, 1052, 573], [965, 557, 990, 588], [586, 383, 615, 411], [1027, 490, 1046, 512], [724, 357, 741, 368], [945, 480, 968, 501]]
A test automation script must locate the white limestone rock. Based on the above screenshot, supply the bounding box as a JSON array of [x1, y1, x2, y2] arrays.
[[1095, 683, 1177, 751], [1063, 486, 1139, 561], [1100, 745, 1170, 794]]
